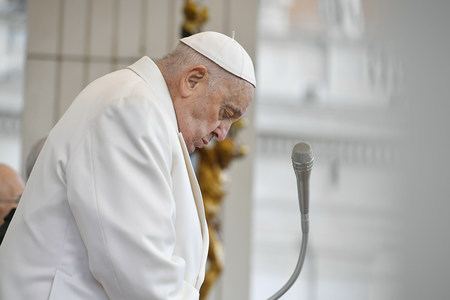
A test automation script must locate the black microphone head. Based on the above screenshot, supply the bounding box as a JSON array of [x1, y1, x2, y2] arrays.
[[291, 142, 314, 171]]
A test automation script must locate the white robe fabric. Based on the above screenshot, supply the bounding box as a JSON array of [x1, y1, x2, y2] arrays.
[[0, 57, 209, 300]]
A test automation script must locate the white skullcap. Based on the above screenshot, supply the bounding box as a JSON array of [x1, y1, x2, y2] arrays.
[[180, 31, 256, 87]]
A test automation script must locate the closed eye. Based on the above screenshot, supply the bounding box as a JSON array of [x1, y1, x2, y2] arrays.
[[220, 105, 242, 120], [222, 108, 234, 119]]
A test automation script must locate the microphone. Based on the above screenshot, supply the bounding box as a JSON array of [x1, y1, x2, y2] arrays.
[[292, 142, 314, 234], [267, 142, 313, 300]]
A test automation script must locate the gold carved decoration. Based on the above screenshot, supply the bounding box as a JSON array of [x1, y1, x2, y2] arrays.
[[182, 0, 209, 37], [197, 120, 247, 300]]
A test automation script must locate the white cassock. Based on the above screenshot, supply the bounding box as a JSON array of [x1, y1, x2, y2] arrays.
[[0, 57, 209, 300]]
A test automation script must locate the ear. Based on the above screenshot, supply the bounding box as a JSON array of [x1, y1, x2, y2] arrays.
[[179, 65, 208, 98]]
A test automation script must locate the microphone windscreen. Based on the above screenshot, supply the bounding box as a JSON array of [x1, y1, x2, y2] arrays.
[[291, 142, 314, 165]]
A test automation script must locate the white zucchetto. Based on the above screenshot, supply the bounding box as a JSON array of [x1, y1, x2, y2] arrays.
[[180, 31, 256, 87]]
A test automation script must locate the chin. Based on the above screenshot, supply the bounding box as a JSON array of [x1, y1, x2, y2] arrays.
[[188, 145, 196, 154]]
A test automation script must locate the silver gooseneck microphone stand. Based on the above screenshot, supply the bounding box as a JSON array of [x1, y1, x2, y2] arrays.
[[267, 142, 313, 300]]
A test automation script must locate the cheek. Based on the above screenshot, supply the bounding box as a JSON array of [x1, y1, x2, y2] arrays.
[[193, 111, 219, 132], [189, 101, 221, 136]]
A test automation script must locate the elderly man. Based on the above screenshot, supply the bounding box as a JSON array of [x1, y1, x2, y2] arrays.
[[0, 31, 255, 300], [0, 164, 24, 244]]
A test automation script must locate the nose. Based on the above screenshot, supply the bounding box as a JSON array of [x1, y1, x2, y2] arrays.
[[213, 121, 232, 142]]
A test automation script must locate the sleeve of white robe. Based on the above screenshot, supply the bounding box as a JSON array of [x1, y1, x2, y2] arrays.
[[65, 96, 199, 300]]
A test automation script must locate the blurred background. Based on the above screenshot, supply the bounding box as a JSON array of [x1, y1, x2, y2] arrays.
[[0, 0, 449, 299]]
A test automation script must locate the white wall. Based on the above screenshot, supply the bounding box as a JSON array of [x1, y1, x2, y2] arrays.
[[385, 1, 450, 299]]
